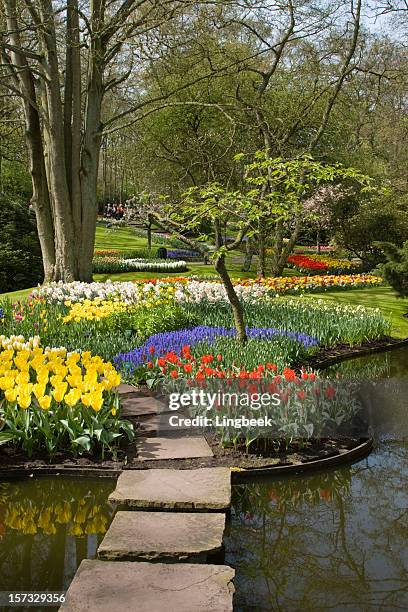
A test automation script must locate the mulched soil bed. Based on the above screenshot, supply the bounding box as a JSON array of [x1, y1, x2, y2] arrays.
[[0, 431, 369, 476], [301, 336, 408, 371]]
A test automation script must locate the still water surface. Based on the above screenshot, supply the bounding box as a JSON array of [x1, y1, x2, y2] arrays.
[[0, 477, 115, 611], [226, 348, 408, 611], [0, 349, 406, 611]]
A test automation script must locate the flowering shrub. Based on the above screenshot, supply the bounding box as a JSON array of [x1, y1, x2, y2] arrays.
[[0, 338, 134, 457], [287, 254, 360, 275], [93, 256, 187, 273]]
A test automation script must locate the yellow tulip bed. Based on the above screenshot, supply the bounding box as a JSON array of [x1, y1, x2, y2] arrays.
[[0, 336, 134, 458]]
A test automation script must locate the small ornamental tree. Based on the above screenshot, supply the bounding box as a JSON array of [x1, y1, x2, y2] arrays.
[[239, 152, 374, 276], [125, 153, 375, 341], [303, 186, 343, 253], [149, 184, 266, 343]]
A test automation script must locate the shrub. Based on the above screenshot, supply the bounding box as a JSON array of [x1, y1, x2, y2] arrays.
[[0, 196, 43, 293], [377, 241, 408, 299], [156, 247, 167, 259]]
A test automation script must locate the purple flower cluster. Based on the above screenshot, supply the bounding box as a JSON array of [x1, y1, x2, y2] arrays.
[[167, 249, 201, 259], [114, 326, 319, 372]]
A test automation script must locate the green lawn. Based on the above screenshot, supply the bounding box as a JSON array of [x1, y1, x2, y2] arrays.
[[1, 225, 407, 339], [94, 225, 151, 251]]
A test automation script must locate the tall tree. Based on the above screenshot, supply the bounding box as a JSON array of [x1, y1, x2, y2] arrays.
[[0, 0, 193, 281]]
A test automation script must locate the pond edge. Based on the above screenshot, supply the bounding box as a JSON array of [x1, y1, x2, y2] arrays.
[[1, 338, 406, 480]]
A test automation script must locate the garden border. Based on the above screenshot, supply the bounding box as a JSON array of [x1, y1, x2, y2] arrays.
[[1, 338, 406, 480]]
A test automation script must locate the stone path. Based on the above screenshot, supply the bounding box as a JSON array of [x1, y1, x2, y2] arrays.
[[97, 511, 225, 562], [62, 387, 235, 611], [115, 383, 215, 461], [136, 435, 213, 461], [61, 560, 234, 612], [109, 467, 231, 510], [121, 395, 169, 418]]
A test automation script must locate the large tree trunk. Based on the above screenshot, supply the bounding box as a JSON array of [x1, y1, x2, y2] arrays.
[[4, 0, 56, 281], [39, 0, 76, 281], [215, 255, 247, 343], [78, 3, 105, 282]]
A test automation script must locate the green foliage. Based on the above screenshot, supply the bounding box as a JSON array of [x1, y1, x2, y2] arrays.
[[195, 335, 310, 373], [334, 197, 408, 270], [0, 196, 43, 293], [105, 304, 198, 343], [184, 297, 391, 347], [377, 241, 408, 299]]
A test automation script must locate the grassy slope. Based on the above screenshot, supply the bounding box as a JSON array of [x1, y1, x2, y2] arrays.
[[1, 225, 407, 338]]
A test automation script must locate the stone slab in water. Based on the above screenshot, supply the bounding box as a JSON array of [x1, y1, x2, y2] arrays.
[[97, 510, 225, 562], [137, 436, 213, 461], [109, 467, 231, 510], [60, 559, 234, 612]]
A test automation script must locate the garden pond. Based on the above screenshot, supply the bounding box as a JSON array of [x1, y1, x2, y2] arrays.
[[0, 347, 406, 611], [226, 346, 408, 611]]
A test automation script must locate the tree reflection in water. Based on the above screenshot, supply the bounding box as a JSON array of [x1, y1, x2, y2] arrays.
[[0, 477, 115, 604], [228, 444, 408, 609]]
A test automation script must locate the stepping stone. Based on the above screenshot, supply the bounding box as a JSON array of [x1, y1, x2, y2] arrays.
[[114, 383, 139, 395], [109, 467, 231, 510], [97, 511, 225, 562], [136, 436, 213, 461], [60, 560, 234, 612], [138, 413, 191, 434], [121, 395, 169, 417]]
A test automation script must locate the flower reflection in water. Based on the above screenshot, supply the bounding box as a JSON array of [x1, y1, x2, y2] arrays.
[[0, 477, 115, 597]]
